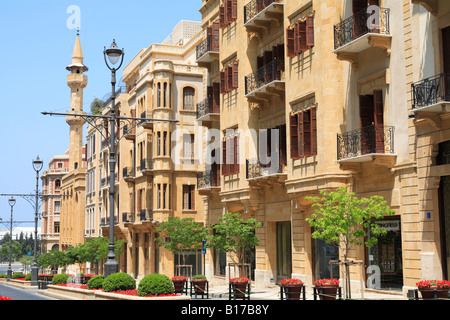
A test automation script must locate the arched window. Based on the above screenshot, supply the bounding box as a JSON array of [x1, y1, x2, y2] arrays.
[[55, 179, 61, 191], [183, 86, 195, 111]]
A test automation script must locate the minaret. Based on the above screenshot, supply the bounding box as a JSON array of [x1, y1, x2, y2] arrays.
[[66, 31, 88, 171]]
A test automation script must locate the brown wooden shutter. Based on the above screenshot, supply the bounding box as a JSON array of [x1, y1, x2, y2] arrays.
[[212, 22, 220, 51], [222, 140, 229, 175], [359, 95, 374, 128], [190, 185, 195, 210], [298, 112, 304, 158], [232, 62, 239, 89], [303, 110, 311, 157], [311, 107, 317, 156], [227, 66, 233, 92], [306, 16, 315, 48], [299, 20, 308, 52], [234, 135, 239, 174], [220, 70, 226, 94], [290, 114, 300, 159], [287, 28, 295, 58], [373, 90, 384, 153], [294, 22, 300, 55], [226, 0, 233, 22], [280, 124, 287, 166], [231, 0, 237, 22], [220, 5, 226, 28]]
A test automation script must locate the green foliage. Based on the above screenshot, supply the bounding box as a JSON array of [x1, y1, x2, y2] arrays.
[[206, 213, 261, 268], [192, 274, 207, 280], [137, 274, 174, 297], [52, 274, 70, 285], [25, 273, 32, 281], [305, 187, 395, 260], [87, 275, 104, 290], [102, 273, 136, 292], [12, 272, 25, 279], [90, 98, 104, 115], [155, 217, 209, 266], [38, 250, 72, 270], [0, 274, 7, 278]]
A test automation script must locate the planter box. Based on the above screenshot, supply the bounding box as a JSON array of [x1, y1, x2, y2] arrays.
[[6, 280, 38, 290], [44, 285, 190, 301]]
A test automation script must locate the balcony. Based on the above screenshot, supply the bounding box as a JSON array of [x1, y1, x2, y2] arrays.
[[337, 125, 396, 170], [333, 7, 391, 67], [245, 59, 285, 100], [122, 167, 135, 182], [244, 0, 284, 35], [140, 111, 153, 129], [139, 209, 154, 222], [197, 170, 221, 194], [140, 159, 154, 176], [123, 124, 135, 140], [196, 34, 219, 64], [196, 99, 220, 122], [122, 212, 135, 224], [411, 73, 450, 113], [245, 158, 286, 187], [100, 216, 118, 227]]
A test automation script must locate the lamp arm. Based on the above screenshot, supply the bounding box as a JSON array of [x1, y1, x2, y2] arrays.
[[103, 48, 113, 71]]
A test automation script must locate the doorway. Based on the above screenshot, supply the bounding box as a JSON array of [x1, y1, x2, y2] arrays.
[[359, 90, 384, 154], [313, 238, 340, 281], [276, 222, 292, 283]]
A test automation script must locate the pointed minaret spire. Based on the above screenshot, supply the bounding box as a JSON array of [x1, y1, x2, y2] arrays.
[[66, 30, 88, 72]]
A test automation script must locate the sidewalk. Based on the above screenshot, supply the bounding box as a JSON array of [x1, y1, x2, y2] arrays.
[[206, 284, 408, 300]]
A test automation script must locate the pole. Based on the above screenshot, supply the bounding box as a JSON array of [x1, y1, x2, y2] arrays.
[[7, 205, 13, 281], [104, 68, 119, 278], [31, 169, 39, 286]]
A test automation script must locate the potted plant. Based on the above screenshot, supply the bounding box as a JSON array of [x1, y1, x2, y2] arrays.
[[416, 280, 450, 299], [314, 279, 340, 300], [171, 276, 187, 294], [230, 277, 249, 298], [192, 275, 208, 295], [280, 278, 304, 300]]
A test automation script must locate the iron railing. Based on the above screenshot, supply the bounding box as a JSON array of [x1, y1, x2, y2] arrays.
[[246, 158, 284, 179], [196, 99, 220, 120], [411, 73, 450, 109], [140, 159, 154, 172], [337, 125, 395, 160], [245, 59, 284, 95], [334, 7, 390, 50], [139, 209, 153, 222], [197, 169, 221, 189], [244, 0, 280, 24], [122, 167, 135, 179], [100, 216, 118, 226], [196, 34, 219, 60]]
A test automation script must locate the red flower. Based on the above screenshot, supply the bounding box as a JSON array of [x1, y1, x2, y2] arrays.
[[416, 280, 450, 289], [0, 296, 13, 300], [281, 278, 303, 286], [171, 276, 187, 281], [314, 279, 339, 286], [229, 277, 250, 283]]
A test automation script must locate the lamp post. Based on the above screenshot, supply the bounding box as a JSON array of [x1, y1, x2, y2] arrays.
[[31, 156, 43, 286], [7, 197, 15, 281], [103, 40, 124, 278]]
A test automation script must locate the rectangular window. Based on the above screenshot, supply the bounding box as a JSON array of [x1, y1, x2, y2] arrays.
[[183, 185, 195, 210], [157, 132, 161, 156], [163, 184, 167, 210], [157, 184, 161, 209], [222, 135, 239, 176], [163, 131, 168, 156], [290, 107, 317, 159], [220, 63, 238, 94], [183, 134, 195, 159], [54, 201, 61, 213], [286, 16, 315, 57]]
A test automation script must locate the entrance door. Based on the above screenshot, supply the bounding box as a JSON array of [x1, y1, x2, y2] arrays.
[[439, 176, 450, 280], [359, 91, 384, 154], [276, 222, 292, 283]]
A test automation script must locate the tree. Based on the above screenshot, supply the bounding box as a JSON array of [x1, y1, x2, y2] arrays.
[[206, 213, 261, 279], [155, 217, 209, 275], [305, 187, 395, 298], [90, 98, 104, 115], [37, 250, 72, 272]]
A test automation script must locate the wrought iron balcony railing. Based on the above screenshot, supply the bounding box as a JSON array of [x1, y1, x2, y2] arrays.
[[100, 216, 118, 226], [245, 59, 284, 96], [246, 158, 284, 180], [244, 0, 280, 24], [337, 125, 395, 161], [122, 212, 135, 223], [196, 99, 220, 120], [122, 167, 135, 180], [140, 159, 153, 172], [197, 169, 221, 189], [334, 7, 390, 50], [139, 209, 153, 222], [411, 73, 450, 109], [196, 35, 219, 61]]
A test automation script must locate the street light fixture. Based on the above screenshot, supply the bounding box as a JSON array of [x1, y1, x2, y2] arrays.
[[31, 156, 43, 286], [103, 40, 124, 278], [7, 197, 15, 281]]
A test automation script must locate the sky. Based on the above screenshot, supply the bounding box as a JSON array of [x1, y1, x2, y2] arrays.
[[0, 0, 202, 228]]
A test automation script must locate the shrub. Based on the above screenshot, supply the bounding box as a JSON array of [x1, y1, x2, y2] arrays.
[[12, 272, 25, 279], [52, 274, 70, 285], [0, 274, 7, 278], [137, 274, 174, 297], [25, 273, 32, 281], [87, 275, 104, 290], [102, 273, 136, 293], [192, 274, 207, 280]]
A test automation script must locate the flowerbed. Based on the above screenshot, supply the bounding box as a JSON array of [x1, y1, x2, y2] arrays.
[[0, 296, 13, 300]]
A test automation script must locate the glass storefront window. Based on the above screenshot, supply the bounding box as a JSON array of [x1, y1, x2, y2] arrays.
[[314, 238, 340, 280]]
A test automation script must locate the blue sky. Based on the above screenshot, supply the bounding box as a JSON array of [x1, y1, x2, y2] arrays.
[[0, 1, 202, 228]]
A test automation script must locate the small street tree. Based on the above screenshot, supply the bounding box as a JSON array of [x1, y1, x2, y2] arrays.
[[155, 217, 209, 276], [206, 212, 261, 279], [305, 187, 395, 298]]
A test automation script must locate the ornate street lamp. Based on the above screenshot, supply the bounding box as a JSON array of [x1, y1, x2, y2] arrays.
[[103, 40, 124, 278], [6, 197, 15, 281], [31, 156, 43, 286]]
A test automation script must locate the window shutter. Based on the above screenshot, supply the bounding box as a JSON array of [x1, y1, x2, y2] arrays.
[[231, 0, 237, 22], [222, 140, 229, 175], [303, 110, 311, 157], [373, 90, 385, 153], [306, 16, 315, 48], [280, 124, 287, 165], [298, 20, 308, 52], [190, 185, 195, 210], [311, 107, 317, 156], [234, 135, 240, 174], [290, 114, 300, 159], [212, 22, 220, 51], [287, 28, 295, 58], [220, 5, 226, 29], [220, 70, 226, 94], [232, 62, 239, 89], [298, 112, 304, 158], [294, 22, 300, 55], [227, 66, 233, 92]]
